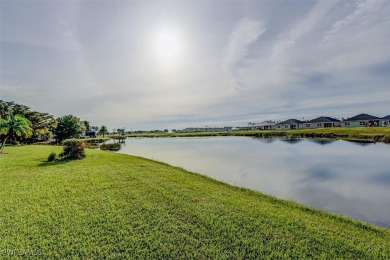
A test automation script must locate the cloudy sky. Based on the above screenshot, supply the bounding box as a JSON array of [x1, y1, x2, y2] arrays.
[[1, 0, 390, 130]]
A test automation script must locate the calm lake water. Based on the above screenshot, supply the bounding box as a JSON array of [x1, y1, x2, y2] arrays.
[[115, 136, 390, 227]]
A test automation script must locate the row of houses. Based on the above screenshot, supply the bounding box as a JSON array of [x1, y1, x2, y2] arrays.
[[251, 113, 390, 130], [175, 127, 233, 133]]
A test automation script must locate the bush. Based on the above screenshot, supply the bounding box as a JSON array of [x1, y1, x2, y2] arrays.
[[60, 140, 86, 160], [47, 152, 57, 162], [100, 143, 121, 151]]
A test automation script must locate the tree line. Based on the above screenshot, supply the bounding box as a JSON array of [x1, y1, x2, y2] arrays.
[[0, 100, 110, 151]]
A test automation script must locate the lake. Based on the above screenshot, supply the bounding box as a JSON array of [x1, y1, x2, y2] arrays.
[[114, 136, 390, 227]]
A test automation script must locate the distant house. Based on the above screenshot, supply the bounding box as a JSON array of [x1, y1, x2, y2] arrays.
[[252, 121, 277, 130], [380, 115, 390, 127], [301, 116, 340, 129], [276, 119, 303, 130], [85, 130, 96, 138], [341, 113, 380, 127]]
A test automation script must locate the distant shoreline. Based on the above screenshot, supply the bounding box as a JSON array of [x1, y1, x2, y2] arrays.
[[125, 127, 390, 144]]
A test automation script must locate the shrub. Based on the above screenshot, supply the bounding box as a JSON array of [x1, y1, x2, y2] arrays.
[[100, 143, 121, 151], [382, 135, 390, 144], [60, 139, 86, 160], [47, 152, 57, 162]]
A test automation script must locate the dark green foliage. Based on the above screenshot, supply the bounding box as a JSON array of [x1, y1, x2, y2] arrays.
[[60, 140, 86, 160], [0, 100, 57, 143], [116, 128, 125, 135], [27, 111, 57, 142], [0, 112, 33, 151], [100, 143, 121, 151], [98, 125, 108, 137], [55, 115, 86, 142], [47, 152, 57, 162], [83, 120, 90, 131]]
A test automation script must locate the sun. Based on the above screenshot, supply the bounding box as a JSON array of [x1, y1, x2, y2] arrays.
[[152, 26, 182, 63]]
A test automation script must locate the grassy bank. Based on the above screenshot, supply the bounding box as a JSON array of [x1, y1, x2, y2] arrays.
[[1, 146, 389, 258], [128, 127, 390, 143]]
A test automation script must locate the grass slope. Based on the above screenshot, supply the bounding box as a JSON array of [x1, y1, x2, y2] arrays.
[[128, 127, 390, 143], [1, 145, 389, 258]]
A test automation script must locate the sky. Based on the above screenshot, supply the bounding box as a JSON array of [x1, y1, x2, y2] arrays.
[[1, 0, 390, 130]]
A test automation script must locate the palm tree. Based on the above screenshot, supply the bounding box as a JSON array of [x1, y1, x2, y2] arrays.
[[0, 113, 33, 151], [98, 125, 108, 137]]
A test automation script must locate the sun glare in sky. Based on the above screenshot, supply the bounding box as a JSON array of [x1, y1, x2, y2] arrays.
[[152, 26, 182, 64]]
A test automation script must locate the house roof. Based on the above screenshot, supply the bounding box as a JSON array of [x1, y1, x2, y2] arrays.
[[344, 113, 380, 121], [277, 119, 303, 125], [382, 115, 390, 120], [308, 116, 340, 123]]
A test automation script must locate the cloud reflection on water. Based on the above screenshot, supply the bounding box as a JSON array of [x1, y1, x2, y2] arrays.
[[117, 136, 390, 227]]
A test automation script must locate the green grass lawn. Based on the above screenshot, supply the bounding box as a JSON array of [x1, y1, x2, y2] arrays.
[[1, 145, 389, 258]]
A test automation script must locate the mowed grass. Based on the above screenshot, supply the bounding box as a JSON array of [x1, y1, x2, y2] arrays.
[[0, 146, 389, 258]]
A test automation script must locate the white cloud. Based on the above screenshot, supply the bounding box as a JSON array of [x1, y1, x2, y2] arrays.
[[222, 18, 266, 72], [272, 0, 340, 63], [325, 0, 384, 37], [2, 0, 390, 129]]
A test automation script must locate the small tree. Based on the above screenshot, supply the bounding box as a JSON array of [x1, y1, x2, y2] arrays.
[[60, 139, 86, 160], [98, 125, 108, 137], [0, 112, 33, 151], [55, 115, 86, 143]]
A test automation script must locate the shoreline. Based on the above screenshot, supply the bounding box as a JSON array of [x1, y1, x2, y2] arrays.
[[126, 127, 390, 144]]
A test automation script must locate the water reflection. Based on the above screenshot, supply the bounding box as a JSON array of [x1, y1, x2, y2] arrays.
[[280, 137, 303, 144], [306, 139, 336, 145], [116, 136, 390, 227], [343, 140, 375, 146]]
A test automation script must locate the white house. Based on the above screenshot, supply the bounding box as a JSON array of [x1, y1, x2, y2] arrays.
[[252, 121, 277, 130], [300, 116, 341, 129], [380, 115, 390, 126], [276, 119, 303, 130], [341, 113, 381, 127]]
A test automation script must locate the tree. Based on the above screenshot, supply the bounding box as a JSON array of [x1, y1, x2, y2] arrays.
[[1, 100, 57, 143], [0, 112, 33, 151], [0, 100, 29, 117], [98, 125, 108, 137], [83, 121, 91, 131], [117, 128, 125, 135], [55, 115, 86, 142], [27, 111, 57, 142]]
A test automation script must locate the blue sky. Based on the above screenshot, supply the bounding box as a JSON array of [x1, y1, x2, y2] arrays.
[[1, 0, 390, 130]]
